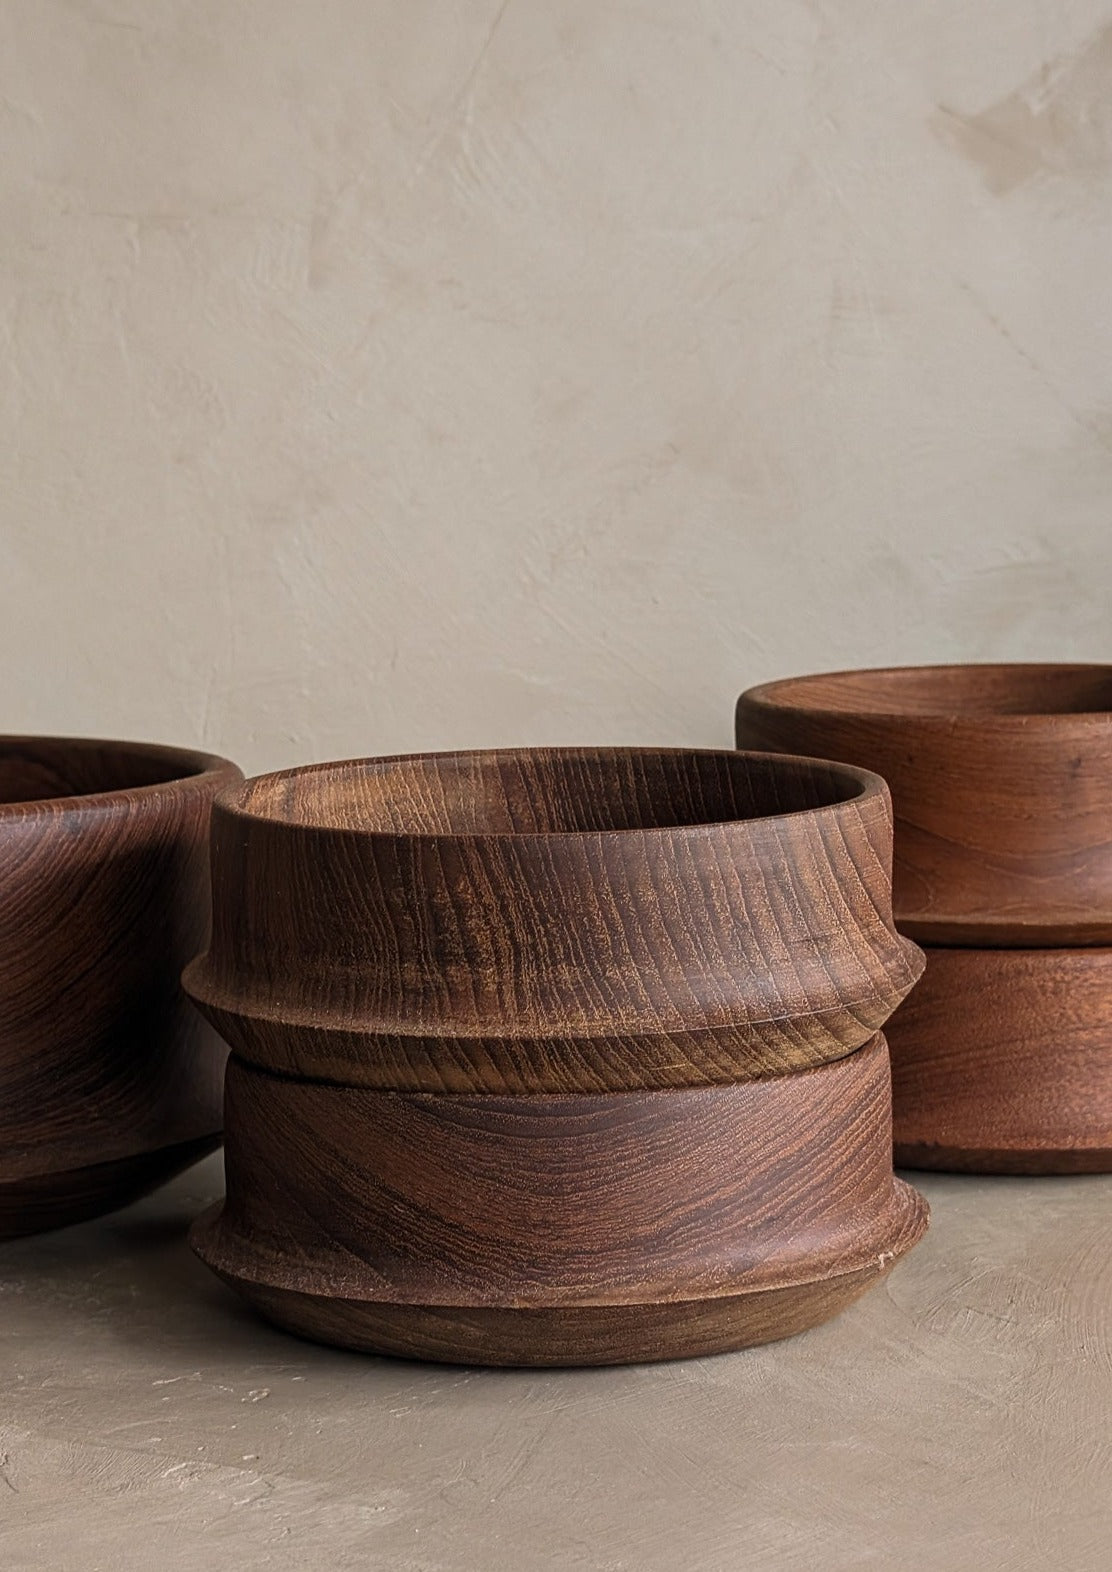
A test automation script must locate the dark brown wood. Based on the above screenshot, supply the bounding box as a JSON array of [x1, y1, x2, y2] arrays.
[[0, 737, 241, 1238], [887, 945, 1112, 1173], [735, 664, 1112, 946], [186, 747, 926, 1362], [185, 746, 923, 1092], [203, 1257, 918, 1368], [0, 1136, 221, 1240], [192, 1034, 928, 1365]]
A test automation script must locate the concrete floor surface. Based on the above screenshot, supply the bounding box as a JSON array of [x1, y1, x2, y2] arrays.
[[1, 1155, 1110, 1570]]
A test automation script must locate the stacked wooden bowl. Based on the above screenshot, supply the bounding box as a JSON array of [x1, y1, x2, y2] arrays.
[[0, 736, 241, 1237], [185, 746, 927, 1365], [736, 664, 1112, 1173]]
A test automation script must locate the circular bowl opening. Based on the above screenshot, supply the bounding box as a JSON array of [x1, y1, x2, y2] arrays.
[[226, 747, 873, 837], [0, 738, 218, 809], [747, 663, 1112, 720]]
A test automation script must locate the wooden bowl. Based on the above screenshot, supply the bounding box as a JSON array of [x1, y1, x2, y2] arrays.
[[736, 664, 1112, 946], [192, 1035, 928, 1365], [186, 746, 926, 1363], [887, 945, 1112, 1174], [0, 737, 241, 1238], [184, 746, 923, 1092]]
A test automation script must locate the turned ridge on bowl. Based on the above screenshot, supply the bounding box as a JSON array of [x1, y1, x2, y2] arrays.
[[0, 737, 241, 1238], [187, 746, 927, 1365], [735, 663, 1112, 946]]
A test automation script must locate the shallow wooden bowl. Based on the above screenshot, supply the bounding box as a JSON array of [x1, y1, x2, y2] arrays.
[[0, 737, 241, 1238], [192, 1035, 927, 1365], [184, 746, 923, 1092], [887, 945, 1112, 1174], [186, 746, 926, 1363], [736, 664, 1112, 946]]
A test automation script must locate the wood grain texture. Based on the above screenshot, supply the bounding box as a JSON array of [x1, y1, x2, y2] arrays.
[[184, 746, 923, 1092], [735, 664, 1112, 946], [208, 1257, 920, 1368], [0, 737, 241, 1238], [191, 1034, 928, 1364], [887, 945, 1112, 1173]]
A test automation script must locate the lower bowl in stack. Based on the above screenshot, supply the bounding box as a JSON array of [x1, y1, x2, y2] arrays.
[[887, 946, 1112, 1174]]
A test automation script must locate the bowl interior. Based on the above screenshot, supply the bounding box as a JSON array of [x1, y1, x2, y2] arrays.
[[753, 664, 1112, 719], [234, 748, 868, 836], [0, 739, 207, 806]]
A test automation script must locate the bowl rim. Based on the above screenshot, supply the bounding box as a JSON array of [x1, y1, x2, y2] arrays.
[[211, 743, 888, 843], [0, 734, 241, 816], [739, 661, 1112, 726]]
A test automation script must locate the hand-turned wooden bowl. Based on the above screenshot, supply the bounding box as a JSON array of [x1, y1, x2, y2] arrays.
[[887, 945, 1112, 1173], [193, 1036, 926, 1365], [0, 737, 241, 1238], [184, 746, 923, 1092], [736, 664, 1112, 946], [186, 746, 927, 1364]]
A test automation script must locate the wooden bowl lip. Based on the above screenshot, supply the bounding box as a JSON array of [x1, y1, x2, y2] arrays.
[[211, 744, 888, 842], [0, 735, 241, 817], [739, 662, 1112, 727]]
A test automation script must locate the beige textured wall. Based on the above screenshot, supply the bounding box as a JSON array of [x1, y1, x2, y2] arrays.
[[2, 1, 1110, 775]]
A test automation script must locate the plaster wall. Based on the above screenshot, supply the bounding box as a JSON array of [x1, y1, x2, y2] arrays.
[[2, 1, 1110, 771]]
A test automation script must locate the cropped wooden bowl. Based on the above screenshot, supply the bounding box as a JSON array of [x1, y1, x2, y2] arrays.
[[736, 664, 1112, 946], [887, 945, 1112, 1174], [0, 737, 241, 1238], [193, 1035, 927, 1365], [186, 746, 926, 1363], [184, 746, 923, 1092]]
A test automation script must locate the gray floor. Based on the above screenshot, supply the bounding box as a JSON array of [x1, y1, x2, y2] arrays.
[[1, 1155, 1109, 1571]]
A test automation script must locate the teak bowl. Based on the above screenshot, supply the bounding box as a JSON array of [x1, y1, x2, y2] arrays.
[[735, 663, 1112, 946], [184, 746, 923, 1092], [187, 746, 926, 1364], [0, 737, 241, 1238], [193, 1036, 927, 1365], [887, 945, 1112, 1174]]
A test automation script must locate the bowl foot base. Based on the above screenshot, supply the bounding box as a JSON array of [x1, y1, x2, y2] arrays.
[[895, 1142, 1112, 1176], [0, 1134, 222, 1240], [193, 1180, 927, 1367]]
